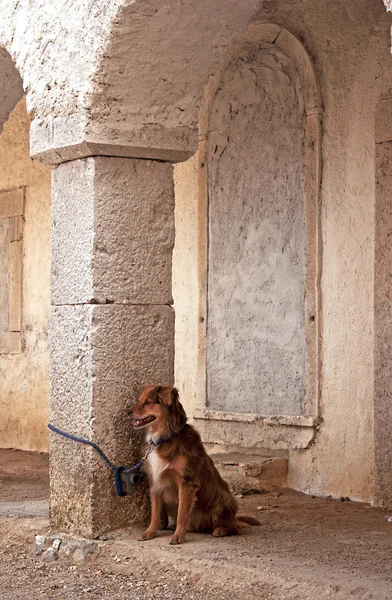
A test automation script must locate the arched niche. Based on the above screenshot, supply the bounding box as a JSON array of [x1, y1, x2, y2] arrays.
[[198, 24, 322, 421]]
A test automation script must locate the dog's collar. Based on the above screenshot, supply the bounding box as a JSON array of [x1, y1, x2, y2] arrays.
[[141, 423, 187, 465], [149, 422, 187, 448]]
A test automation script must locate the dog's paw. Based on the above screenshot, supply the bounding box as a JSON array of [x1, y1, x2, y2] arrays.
[[165, 517, 177, 531], [212, 527, 228, 537], [138, 529, 157, 541], [170, 532, 186, 545]]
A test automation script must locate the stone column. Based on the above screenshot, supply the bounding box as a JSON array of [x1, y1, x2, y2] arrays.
[[374, 98, 392, 508], [50, 157, 175, 536]]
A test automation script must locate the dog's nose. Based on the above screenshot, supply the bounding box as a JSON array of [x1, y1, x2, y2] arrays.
[[127, 407, 134, 416]]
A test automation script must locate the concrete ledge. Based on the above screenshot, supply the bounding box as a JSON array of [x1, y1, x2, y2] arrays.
[[30, 114, 197, 165], [194, 408, 317, 427], [211, 453, 288, 494], [194, 409, 317, 450]]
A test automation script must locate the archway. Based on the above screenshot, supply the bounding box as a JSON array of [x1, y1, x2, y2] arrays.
[[0, 48, 51, 507], [183, 23, 322, 449]]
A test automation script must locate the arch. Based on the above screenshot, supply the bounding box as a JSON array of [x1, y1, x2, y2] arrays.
[[195, 23, 322, 430], [199, 23, 322, 136], [70, 0, 263, 161], [0, 50, 52, 452]]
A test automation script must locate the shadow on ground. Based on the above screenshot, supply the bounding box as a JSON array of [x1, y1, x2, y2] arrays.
[[0, 449, 391, 599]]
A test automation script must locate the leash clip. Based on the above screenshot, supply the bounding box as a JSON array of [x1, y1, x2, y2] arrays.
[[142, 443, 155, 461], [117, 467, 144, 496]]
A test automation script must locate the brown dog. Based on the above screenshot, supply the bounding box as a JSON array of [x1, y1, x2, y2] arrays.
[[128, 385, 260, 545]]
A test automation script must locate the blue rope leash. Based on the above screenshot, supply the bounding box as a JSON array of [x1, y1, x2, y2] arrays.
[[47, 423, 144, 496], [47, 421, 187, 497], [48, 424, 116, 469]]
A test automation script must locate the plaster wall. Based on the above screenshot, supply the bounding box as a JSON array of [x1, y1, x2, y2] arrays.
[[0, 98, 51, 452], [174, 0, 392, 502], [278, 0, 391, 503]]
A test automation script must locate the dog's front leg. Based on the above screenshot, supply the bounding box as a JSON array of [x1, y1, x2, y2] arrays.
[[138, 490, 163, 541], [170, 482, 197, 545]]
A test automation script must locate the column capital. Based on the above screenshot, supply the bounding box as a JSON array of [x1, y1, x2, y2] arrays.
[[30, 113, 197, 165]]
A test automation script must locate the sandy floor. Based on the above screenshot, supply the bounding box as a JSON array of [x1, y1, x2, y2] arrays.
[[1, 449, 392, 599]]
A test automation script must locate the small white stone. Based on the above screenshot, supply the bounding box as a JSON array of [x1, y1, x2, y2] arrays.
[[34, 535, 46, 554], [52, 539, 62, 551]]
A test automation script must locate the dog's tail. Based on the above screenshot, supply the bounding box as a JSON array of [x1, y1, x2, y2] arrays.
[[236, 515, 261, 527]]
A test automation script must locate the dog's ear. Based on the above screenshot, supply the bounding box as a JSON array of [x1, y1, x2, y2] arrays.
[[138, 384, 162, 404], [155, 386, 172, 406], [140, 383, 152, 392], [170, 387, 179, 406], [167, 388, 187, 433], [151, 385, 164, 404]]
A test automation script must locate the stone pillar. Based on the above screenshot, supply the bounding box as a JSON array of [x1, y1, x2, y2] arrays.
[[50, 157, 175, 536], [374, 98, 392, 508]]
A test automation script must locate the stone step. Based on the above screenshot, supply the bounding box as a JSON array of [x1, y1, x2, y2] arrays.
[[211, 453, 288, 495]]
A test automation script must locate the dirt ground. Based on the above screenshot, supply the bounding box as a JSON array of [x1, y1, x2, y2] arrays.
[[1, 450, 392, 600], [0, 449, 49, 501]]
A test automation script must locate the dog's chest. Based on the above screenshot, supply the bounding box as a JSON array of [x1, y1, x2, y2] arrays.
[[147, 450, 171, 487]]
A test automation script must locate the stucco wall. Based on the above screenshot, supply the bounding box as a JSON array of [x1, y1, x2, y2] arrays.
[[278, 0, 391, 503], [0, 98, 51, 452], [173, 0, 392, 502]]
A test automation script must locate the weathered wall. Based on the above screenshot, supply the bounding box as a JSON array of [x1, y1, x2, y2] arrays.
[[174, 0, 392, 502], [173, 155, 200, 417], [0, 98, 51, 452], [206, 40, 306, 415], [277, 0, 392, 503]]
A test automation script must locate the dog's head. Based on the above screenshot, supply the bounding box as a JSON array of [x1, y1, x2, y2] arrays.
[[128, 385, 187, 435]]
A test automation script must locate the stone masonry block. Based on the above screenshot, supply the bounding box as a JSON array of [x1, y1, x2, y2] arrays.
[[51, 160, 95, 306], [50, 304, 95, 535], [50, 303, 174, 536], [51, 157, 174, 305]]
